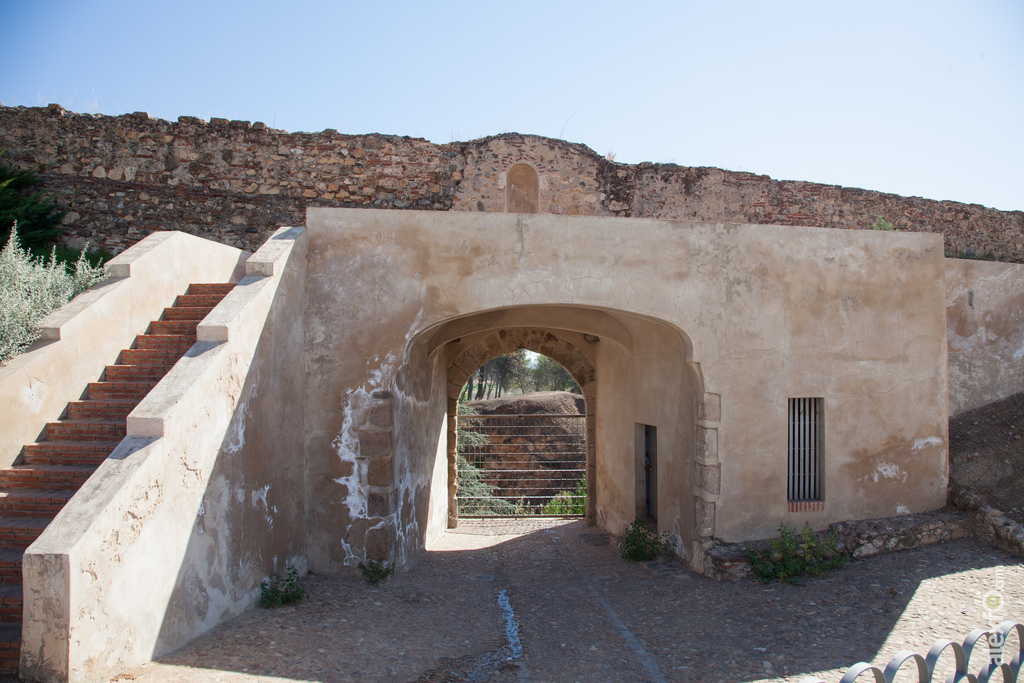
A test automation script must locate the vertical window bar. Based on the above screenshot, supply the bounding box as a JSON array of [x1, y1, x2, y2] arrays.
[[788, 397, 822, 502]]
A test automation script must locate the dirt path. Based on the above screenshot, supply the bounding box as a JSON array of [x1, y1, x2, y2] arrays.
[[119, 518, 1022, 683]]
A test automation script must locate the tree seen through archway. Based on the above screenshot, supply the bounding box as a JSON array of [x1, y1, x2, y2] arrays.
[[461, 351, 580, 401]]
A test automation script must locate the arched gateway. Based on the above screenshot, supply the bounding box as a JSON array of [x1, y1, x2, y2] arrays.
[[302, 206, 948, 574]]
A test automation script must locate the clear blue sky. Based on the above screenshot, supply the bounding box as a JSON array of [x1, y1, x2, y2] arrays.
[[3, 0, 1022, 211]]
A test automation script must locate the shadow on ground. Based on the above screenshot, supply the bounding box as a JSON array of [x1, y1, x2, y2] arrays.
[[122, 519, 1024, 683]]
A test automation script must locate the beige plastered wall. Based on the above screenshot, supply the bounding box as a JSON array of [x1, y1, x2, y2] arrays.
[[303, 208, 948, 573], [945, 258, 1024, 415], [21, 227, 307, 683], [0, 231, 247, 468]]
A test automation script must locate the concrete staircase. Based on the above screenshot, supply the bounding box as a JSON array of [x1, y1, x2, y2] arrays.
[[0, 283, 234, 675]]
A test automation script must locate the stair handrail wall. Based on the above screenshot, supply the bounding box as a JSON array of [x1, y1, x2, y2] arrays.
[[20, 226, 306, 683], [0, 232, 247, 468]]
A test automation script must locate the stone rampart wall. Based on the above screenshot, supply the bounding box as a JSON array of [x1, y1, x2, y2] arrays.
[[2, 104, 1022, 262]]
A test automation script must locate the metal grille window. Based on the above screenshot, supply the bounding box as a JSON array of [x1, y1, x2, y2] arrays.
[[788, 398, 823, 501]]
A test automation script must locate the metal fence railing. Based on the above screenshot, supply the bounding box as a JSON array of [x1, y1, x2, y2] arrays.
[[456, 413, 585, 517]]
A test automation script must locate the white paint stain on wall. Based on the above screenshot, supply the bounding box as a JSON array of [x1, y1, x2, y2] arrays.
[[872, 463, 909, 483], [251, 484, 273, 529], [911, 436, 943, 452]]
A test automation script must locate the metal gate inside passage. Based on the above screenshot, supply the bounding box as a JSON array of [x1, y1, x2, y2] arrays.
[[456, 412, 586, 517]]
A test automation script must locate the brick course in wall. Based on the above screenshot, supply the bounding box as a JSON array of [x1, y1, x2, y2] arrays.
[[2, 104, 1022, 262]]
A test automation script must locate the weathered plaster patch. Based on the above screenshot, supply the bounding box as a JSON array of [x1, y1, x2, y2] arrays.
[[911, 436, 943, 452], [873, 463, 909, 483], [251, 484, 273, 529], [19, 378, 45, 412]]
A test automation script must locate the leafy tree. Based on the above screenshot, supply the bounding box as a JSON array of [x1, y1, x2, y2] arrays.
[[533, 355, 580, 393], [0, 154, 66, 248]]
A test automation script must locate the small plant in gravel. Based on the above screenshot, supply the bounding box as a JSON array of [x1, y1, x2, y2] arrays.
[[744, 522, 847, 585], [619, 517, 675, 562], [259, 566, 304, 607], [359, 559, 394, 585]]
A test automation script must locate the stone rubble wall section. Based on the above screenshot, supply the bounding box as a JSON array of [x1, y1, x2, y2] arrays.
[[0, 104, 461, 253], [2, 104, 1022, 261]]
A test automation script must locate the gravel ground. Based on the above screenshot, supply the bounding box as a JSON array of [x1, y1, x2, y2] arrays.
[[120, 518, 1023, 683]]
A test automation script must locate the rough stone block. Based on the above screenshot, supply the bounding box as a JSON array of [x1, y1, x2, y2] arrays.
[[367, 492, 391, 518], [367, 457, 393, 487], [359, 431, 391, 459], [697, 463, 721, 494], [698, 427, 718, 460], [367, 404, 392, 430], [699, 393, 721, 422], [364, 523, 396, 561], [695, 498, 716, 538]]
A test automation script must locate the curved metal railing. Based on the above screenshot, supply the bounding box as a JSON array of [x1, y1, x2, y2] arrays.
[[801, 621, 1022, 683]]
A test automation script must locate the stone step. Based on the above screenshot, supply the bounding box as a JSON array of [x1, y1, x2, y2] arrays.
[[0, 586, 21, 620], [0, 549, 23, 585], [65, 399, 136, 420], [21, 441, 118, 466], [86, 381, 158, 401], [148, 320, 199, 337], [118, 347, 186, 366], [132, 334, 193, 351], [103, 363, 173, 382], [0, 517, 50, 550], [160, 306, 213, 321], [0, 465, 96, 491], [186, 283, 235, 296], [0, 622, 19, 675], [0, 491, 73, 520], [44, 419, 125, 442], [173, 293, 229, 309]]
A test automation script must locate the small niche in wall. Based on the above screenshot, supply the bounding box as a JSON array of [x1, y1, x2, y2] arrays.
[[506, 163, 539, 214]]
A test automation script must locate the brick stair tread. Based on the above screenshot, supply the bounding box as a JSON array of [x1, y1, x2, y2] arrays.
[[44, 418, 125, 436], [65, 399, 136, 419], [27, 440, 120, 450], [87, 381, 157, 391], [132, 334, 193, 350], [160, 306, 212, 321], [0, 586, 21, 602], [173, 294, 230, 308], [104, 363, 173, 378], [0, 517, 50, 532], [0, 549, 23, 564], [0, 623, 19, 644], [0, 464, 97, 481], [186, 283, 235, 294], [117, 348, 187, 365], [148, 320, 199, 335]]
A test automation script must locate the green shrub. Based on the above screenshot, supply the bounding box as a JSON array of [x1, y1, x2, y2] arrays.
[[0, 225, 106, 366], [744, 522, 847, 585], [259, 566, 304, 607], [359, 560, 393, 585], [619, 517, 675, 562], [0, 154, 65, 248], [542, 476, 586, 515], [871, 215, 896, 231]]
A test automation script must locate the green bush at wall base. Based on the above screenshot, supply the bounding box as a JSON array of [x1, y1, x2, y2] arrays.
[[744, 522, 847, 585], [359, 560, 394, 585], [619, 517, 676, 562], [259, 566, 304, 607]]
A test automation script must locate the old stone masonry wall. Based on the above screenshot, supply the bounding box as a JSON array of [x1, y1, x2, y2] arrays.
[[2, 103, 1022, 261]]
